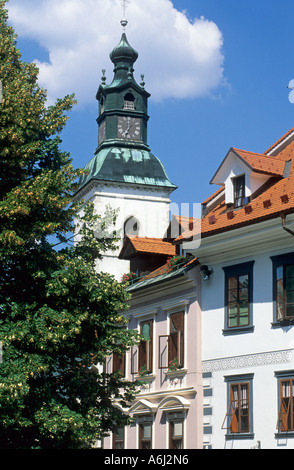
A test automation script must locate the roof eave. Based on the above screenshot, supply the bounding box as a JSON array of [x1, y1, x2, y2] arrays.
[[176, 207, 294, 244]]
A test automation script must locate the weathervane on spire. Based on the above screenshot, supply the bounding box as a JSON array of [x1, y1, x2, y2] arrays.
[[120, 0, 130, 31]]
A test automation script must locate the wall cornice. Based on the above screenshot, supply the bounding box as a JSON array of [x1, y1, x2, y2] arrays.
[[202, 349, 294, 373]]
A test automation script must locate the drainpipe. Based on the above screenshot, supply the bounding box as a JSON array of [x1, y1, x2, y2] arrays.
[[281, 213, 294, 237]]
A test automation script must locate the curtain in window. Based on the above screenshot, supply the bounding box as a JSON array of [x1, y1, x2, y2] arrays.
[[229, 383, 249, 433]]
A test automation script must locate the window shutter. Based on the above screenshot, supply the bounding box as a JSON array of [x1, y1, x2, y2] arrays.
[[113, 351, 125, 376], [278, 398, 291, 432], [221, 400, 237, 430]]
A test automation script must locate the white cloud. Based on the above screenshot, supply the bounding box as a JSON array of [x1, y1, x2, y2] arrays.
[[7, 0, 225, 105]]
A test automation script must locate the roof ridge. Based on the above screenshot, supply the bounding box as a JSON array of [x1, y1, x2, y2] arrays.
[[264, 126, 294, 154], [202, 186, 225, 205]]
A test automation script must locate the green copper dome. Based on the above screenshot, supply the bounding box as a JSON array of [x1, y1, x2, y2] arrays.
[[110, 32, 138, 67], [79, 147, 177, 190]]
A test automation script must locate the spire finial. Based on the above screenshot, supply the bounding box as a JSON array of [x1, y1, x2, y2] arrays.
[[140, 74, 145, 89], [120, 0, 130, 31], [101, 69, 106, 85]]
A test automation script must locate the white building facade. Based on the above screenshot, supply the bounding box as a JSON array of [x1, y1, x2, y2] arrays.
[[181, 128, 294, 449], [199, 217, 294, 449]]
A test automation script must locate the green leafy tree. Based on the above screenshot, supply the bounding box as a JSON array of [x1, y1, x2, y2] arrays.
[[0, 1, 140, 449]]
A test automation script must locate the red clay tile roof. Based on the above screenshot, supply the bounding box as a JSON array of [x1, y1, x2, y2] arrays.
[[176, 129, 294, 242], [173, 215, 194, 230], [119, 236, 177, 259], [232, 148, 286, 176], [140, 261, 173, 279], [164, 215, 196, 241]]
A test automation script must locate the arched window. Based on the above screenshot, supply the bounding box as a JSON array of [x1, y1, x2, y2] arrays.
[[123, 93, 135, 110], [124, 216, 139, 237]]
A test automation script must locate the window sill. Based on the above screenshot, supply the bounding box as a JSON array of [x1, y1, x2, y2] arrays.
[[271, 320, 294, 329], [223, 325, 254, 336], [225, 432, 254, 441], [275, 431, 294, 439], [164, 369, 187, 379], [135, 373, 156, 382]]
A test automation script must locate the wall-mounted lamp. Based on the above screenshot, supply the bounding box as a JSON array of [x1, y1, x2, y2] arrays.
[[200, 265, 213, 281]]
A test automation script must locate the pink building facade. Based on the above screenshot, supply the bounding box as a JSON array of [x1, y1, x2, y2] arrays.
[[103, 259, 203, 450]]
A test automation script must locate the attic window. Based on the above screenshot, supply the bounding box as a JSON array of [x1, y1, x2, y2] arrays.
[[123, 93, 135, 110], [233, 175, 246, 208]]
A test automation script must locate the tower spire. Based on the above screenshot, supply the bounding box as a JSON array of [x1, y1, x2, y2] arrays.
[[120, 0, 130, 31]]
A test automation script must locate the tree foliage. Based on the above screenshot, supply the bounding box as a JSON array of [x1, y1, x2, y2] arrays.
[[0, 1, 140, 449]]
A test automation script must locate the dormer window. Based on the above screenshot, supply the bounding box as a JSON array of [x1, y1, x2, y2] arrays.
[[233, 175, 245, 208], [211, 148, 279, 209], [123, 93, 135, 110]]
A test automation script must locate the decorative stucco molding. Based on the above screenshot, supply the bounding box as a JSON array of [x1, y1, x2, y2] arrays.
[[202, 349, 294, 373]]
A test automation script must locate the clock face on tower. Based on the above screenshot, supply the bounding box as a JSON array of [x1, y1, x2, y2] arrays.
[[117, 116, 141, 140]]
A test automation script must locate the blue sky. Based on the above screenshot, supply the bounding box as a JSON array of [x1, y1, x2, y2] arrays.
[[7, 0, 294, 213]]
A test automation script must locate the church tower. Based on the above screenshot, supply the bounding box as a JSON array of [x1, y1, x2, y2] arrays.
[[75, 18, 177, 280]]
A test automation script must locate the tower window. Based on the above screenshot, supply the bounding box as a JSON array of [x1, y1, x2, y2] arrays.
[[124, 217, 139, 237], [123, 93, 135, 110]]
